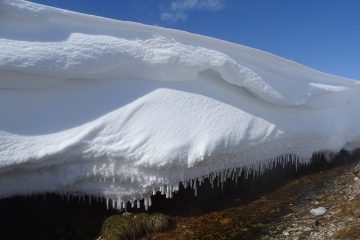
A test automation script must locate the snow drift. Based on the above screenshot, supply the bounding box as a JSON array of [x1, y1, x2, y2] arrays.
[[1, 0, 360, 209]]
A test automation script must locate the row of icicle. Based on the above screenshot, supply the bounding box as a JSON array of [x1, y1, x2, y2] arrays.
[[45, 151, 343, 211]]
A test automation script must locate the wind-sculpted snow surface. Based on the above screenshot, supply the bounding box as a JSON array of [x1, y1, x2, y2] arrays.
[[1, 0, 360, 209]]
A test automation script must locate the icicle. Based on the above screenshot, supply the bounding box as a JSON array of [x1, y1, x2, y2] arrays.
[[251, 166, 255, 182], [211, 174, 214, 188], [148, 197, 152, 206], [260, 164, 262, 176], [144, 198, 149, 211], [231, 168, 236, 181], [166, 185, 170, 198], [117, 201, 122, 211], [89, 196, 92, 205], [221, 170, 225, 183], [131, 200, 135, 208], [137, 199, 141, 209], [169, 186, 173, 199], [106, 198, 109, 210], [117, 197, 122, 210], [122, 201, 126, 210], [235, 170, 238, 188], [112, 199, 116, 209], [160, 185, 165, 195], [194, 180, 198, 197], [152, 189, 156, 195], [226, 168, 230, 180]]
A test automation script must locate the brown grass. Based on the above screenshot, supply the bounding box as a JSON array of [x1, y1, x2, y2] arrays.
[[101, 213, 171, 240], [332, 224, 360, 240]]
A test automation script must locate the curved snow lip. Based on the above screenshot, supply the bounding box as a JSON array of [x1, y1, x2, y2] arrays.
[[0, 33, 283, 106], [1, 0, 360, 208], [1, 0, 359, 108]]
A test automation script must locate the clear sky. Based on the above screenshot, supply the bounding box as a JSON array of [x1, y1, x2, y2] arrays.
[[30, 0, 360, 79]]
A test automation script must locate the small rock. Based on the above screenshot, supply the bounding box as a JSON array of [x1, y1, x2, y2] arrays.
[[310, 207, 327, 216], [354, 177, 359, 181]]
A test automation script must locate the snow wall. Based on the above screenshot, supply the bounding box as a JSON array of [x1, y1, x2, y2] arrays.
[[1, 0, 360, 210]]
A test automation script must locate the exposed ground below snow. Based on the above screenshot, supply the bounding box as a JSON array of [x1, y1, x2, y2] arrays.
[[262, 162, 360, 240], [150, 161, 360, 240]]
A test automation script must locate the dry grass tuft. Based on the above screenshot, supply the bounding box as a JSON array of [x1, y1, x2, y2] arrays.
[[101, 213, 171, 240]]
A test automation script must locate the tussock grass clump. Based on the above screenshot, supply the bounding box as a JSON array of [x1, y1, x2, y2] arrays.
[[101, 213, 171, 240]]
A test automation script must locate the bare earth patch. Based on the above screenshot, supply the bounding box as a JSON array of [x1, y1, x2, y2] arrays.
[[149, 161, 360, 240]]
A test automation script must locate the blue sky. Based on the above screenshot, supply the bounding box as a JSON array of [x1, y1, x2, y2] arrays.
[[30, 0, 360, 79]]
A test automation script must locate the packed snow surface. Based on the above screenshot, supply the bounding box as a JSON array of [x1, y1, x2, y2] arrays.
[[1, 0, 360, 207]]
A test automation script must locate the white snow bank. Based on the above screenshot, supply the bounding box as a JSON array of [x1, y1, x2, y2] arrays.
[[1, 0, 360, 208]]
